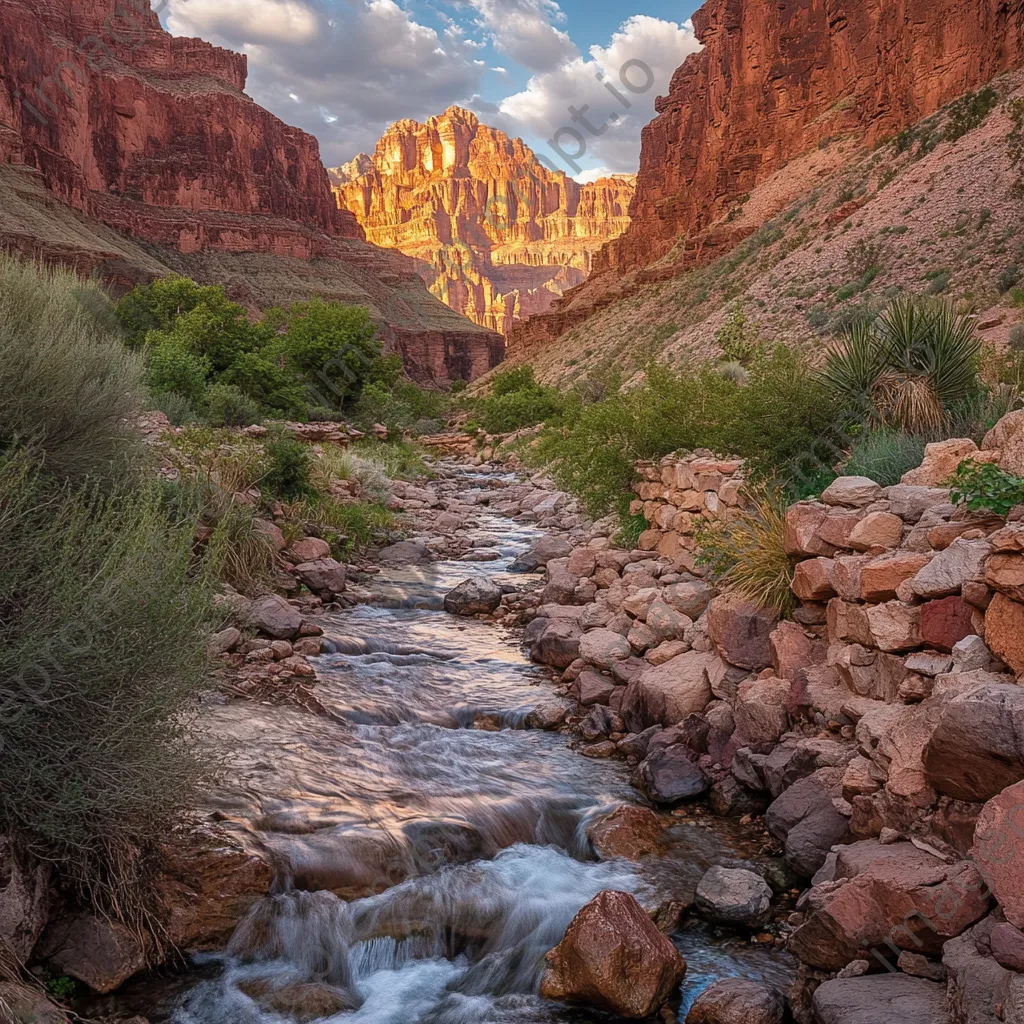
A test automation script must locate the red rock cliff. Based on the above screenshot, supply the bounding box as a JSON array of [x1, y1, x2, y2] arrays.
[[331, 107, 634, 335], [0, 0, 503, 382]]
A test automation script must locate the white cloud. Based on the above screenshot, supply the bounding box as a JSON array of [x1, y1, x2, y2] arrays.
[[165, 0, 488, 163], [573, 165, 613, 184], [465, 0, 577, 73], [497, 15, 701, 174]]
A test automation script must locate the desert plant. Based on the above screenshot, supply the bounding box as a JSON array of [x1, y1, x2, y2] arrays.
[[312, 447, 392, 503], [842, 428, 928, 486], [943, 86, 998, 142], [999, 264, 1022, 294], [715, 308, 762, 366], [821, 297, 982, 432], [204, 383, 263, 427], [948, 459, 1024, 516], [262, 430, 313, 501], [695, 484, 796, 615], [205, 500, 276, 596], [0, 257, 145, 487]]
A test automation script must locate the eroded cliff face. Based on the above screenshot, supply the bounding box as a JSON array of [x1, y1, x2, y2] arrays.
[[509, 0, 1024, 359], [0, 0, 503, 382], [331, 107, 634, 335]]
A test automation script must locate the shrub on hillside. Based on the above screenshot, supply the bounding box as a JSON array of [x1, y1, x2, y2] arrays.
[[842, 428, 928, 486], [0, 257, 145, 486], [476, 365, 564, 434], [262, 429, 314, 501], [943, 87, 998, 142]]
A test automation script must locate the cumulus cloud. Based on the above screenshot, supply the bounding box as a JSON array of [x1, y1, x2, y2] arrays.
[[166, 0, 488, 163], [464, 0, 577, 74], [497, 15, 701, 174]]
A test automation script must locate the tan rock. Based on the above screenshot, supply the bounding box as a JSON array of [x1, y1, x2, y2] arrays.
[[792, 557, 836, 601], [859, 551, 932, 602], [784, 503, 838, 557], [864, 601, 921, 652], [620, 651, 716, 731], [847, 510, 904, 552], [984, 591, 1024, 674], [821, 476, 883, 508], [900, 438, 979, 487]]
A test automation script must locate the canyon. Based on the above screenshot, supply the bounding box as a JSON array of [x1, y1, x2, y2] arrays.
[[0, 0, 503, 382], [507, 0, 1024, 371], [331, 107, 634, 336]]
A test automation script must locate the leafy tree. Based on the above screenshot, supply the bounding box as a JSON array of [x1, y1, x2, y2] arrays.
[[144, 340, 210, 406]]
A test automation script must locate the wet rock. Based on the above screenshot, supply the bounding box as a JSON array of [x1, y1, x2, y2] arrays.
[[530, 620, 582, 669], [706, 593, 778, 670], [443, 577, 503, 616], [694, 866, 772, 928], [588, 806, 663, 861], [788, 841, 990, 971], [811, 974, 950, 1024], [38, 914, 147, 992], [708, 775, 769, 817], [684, 978, 784, 1024], [293, 557, 347, 597], [619, 651, 715, 732], [540, 890, 686, 1018], [247, 594, 302, 640], [526, 702, 569, 730], [580, 740, 618, 758], [922, 684, 1024, 801], [633, 744, 709, 804], [579, 628, 632, 670], [765, 767, 850, 877]]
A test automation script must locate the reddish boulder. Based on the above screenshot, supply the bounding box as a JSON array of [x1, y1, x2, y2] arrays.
[[685, 979, 783, 1024], [919, 596, 975, 653], [984, 591, 1024, 674], [707, 593, 778, 670], [37, 914, 147, 993], [784, 503, 837, 557], [770, 621, 826, 681], [972, 780, 1024, 928], [587, 806, 663, 861], [247, 594, 302, 640], [619, 651, 715, 732], [848, 511, 904, 552], [287, 537, 332, 563], [859, 552, 931, 602], [540, 890, 686, 1018], [792, 557, 836, 601]]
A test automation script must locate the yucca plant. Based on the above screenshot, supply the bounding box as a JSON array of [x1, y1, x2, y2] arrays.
[[821, 297, 982, 432]]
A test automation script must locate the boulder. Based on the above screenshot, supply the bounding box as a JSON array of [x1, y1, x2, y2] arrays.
[[919, 595, 975, 653], [293, 558, 347, 597], [848, 511, 904, 552], [986, 551, 1024, 601], [901, 438, 979, 487], [811, 975, 950, 1024], [577, 671, 617, 707], [633, 745, 710, 804], [884, 485, 951, 523], [694, 866, 772, 928], [990, 922, 1024, 972], [864, 600, 921, 652], [684, 979, 783, 1024], [587, 806, 663, 861], [619, 651, 715, 732], [579, 628, 633, 670], [646, 600, 692, 641], [247, 594, 302, 639], [530, 620, 582, 668], [859, 552, 931, 602], [984, 591, 1024, 674], [821, 476, 883, 508], [542, 565, 581, 606], [792, 557, 837, 601], [567, 547, 598, 577], [922, 684, 1024, 801], [540, 890, 686, 1018], [733, 677, 791, 752], [706, 593, 778, 670], [788, 841, 990, 971], [785, 503, 838, 556], [510, 535, 572, 571], [37, 914, 146, 993], [443, 577, 503, 616], [0, 840, 49, 963], [663, 580, 713, 619], [287, 536, 331, 562], [764, 767, 850, 876], [907, 538, 989, 599], [770, 621, 826, 681], [972, 780, 1024, 928], [942, 925, 1013, 1024], [209, 626, 242, 656]]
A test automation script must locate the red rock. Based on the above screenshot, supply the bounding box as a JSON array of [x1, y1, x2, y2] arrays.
[[734, 677, 791, 752], [865, 601, 921, 652], [540, 890, 686, 1017], [986, 552, 1024, 601], [587, 806, 664, 861], [37, 914, 147, 992], [685, 979, 783, 1024], [620, 651, 716, 731], [985, 591, 1024, 674], [859, 552, 931, 602], [816, 512, 868, 551], [770, 621, 826, 681], [972, 780, 1024, 928], [848, 511, 904, 553], [919, 596, 974, 653], [792, 557, 836, 601], [901, 439, 979, 487], [706, 593, 778, 670], [783, 504, 837, 557]]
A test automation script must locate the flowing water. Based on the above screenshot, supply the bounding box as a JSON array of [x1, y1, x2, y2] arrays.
[[139, 471, 794, 1023]]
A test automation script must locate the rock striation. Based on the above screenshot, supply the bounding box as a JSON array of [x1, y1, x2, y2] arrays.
[[0, 0, 503, 382], [331, 107, 634, 335], [508, 0, 1024, 359]]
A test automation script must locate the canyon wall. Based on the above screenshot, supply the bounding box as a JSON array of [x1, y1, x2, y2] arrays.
[[0, 0, 503, 382], [508, 0, 1024, 358], [331, 107, 634, 335]]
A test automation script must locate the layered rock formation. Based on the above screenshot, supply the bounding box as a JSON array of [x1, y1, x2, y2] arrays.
[[0, 0, 502, 382], [331, 107, 634, 335], [508, 0, 1024, 359]]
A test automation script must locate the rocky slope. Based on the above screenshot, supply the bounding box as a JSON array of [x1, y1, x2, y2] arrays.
[[331, 107, 634, 335], [506, 0, 1024, 380], [0, 0, 503, 382]]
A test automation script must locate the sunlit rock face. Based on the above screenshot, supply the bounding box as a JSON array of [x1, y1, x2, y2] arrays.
[[331, 107, 635, 335]]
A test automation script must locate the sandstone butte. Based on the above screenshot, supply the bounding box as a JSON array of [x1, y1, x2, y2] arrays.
[[0, 0, 503, 383], [507, 0, 1024, 360], [330, 107, 635, 336]]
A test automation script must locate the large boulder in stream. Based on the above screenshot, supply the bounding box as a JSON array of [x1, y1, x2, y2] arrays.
[[540, 890, 686, 1018], [694, 866, 772, 928], [247, 594, 302, 640], [443, 577, 503, 616]]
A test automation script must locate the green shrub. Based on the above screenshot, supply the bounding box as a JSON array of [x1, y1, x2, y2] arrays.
[[943, 87, 998, 142], [203, 383, 263, 427], [475, 364, 564, 433], [491, 365, 539, 396], [0, 455, 214, 924], [926, 270, 951, 295], [150, 390, 199, 427], [205, 500, 276, 596], [948, 459, 1024, 516], [144, 339, 210, 406], [221, 350, 309, 418], [615, 512, 648, 549], [1000, 264, 1022, 294], [842, 428, 928, 486], [695, 485, 796, 615], [262, 430, 313, 501], [0, 258, 145, 487], [807, 305, 830, 329], [284, 496, 394, 552], [351, 438, 430, 481], [715, 308, 762, 366]]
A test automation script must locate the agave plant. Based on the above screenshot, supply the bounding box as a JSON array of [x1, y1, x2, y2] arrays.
[[821, 297, 982, 432]]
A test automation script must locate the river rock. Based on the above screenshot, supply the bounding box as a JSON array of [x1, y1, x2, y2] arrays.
[[684, 978, 784, 1024], [587, 806, 663, 861], [812, 974, 950, 1024], [530, 620, 582, 668], [694, 866, 772, 928], [286, 536, 331, 563], [510, 536, 572, 572], [764, 767, 850, 876], [706, 593, 778, 670], [37, 913, 147, 992], [443, 577, 503, 616], [579, 628, 632, 670], [247, 594, 302, 640], [540, 890, 686, 1018], [377, 538, 430, 564], [619, 651, 715, 732], [577, 671, 617, 706], [632, 745, 709, 805], [921, 683, 1024, 801], [293, 558, 347, 597]]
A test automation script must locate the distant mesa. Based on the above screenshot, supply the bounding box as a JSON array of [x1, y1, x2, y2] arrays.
[[329, 106, 635, 336]]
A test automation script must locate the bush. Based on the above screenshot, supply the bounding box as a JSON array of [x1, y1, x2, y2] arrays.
[[283, 496, 394, 552], [999, 264, 1022, 294], [715, 308, 762, 365], [0, 258, 145, 487], [807, 305, 831, 329], [695, 485, 796, 615], [206, 500, 277, 596], [262, 430, 313, 501], [150, 390, 199, 427], [943, 87, 998, 142], [476, 365, 565, 434], [144, 339, 210, 406], [1010, 326, 1024, 352], [948, 459, 1024, 516], [203, 383, 263, 427], [0, 455, 214, 924], [842, 428, 928, 486]]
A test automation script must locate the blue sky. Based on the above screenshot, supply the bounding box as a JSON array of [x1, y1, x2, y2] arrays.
[[164, 0, 702, 179]]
